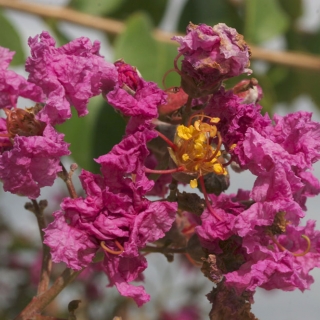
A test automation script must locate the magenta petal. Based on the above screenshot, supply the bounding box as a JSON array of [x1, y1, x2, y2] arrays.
[[103, 254, 150, 306], [44, 211, 98, 270], [26, 31, 117, 125], [0, 125, 70, 198], [0, 47, 44, 109]]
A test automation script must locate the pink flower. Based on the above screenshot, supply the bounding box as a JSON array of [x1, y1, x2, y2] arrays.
[[0, 115, 70, 199], [106, 60, 167, 119], [225, 220, 320, 294], [44, 129, 177, 306], [26, 32, 118, 125], [196, 190, 250, 250], [0, 47, 44, 109], [172, 23, 251, 97], [204, 87, 271, 151]]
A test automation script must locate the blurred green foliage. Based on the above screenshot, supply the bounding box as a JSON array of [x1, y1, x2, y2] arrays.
[[0, 9, 25, 65]]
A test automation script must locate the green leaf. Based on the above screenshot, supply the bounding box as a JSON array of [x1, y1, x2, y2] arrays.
[[57, 97, 126, 174], [0, 10, 25, 65], [56, 96, 105, 172], [154, 41, 180, 88], [178, 0, 243, 33], [91, 101, 126, 173], [43, 18, 71, 46], [108, 0, 168, 26], [68, 0, 125, 16], [114, 12, 182, 88], [278, 0, 303, 20], [244, 0, 290, 44], [114, 12, 158, 82]]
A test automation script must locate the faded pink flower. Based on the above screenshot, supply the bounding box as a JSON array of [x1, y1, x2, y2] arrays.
[[172, 22, 251, 97]]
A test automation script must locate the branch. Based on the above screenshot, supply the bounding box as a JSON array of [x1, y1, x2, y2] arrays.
[[58, 162, 78, 199], [25, 200, 52, 296], [14, 268, 81, 320], [1, 0, 320, 71]]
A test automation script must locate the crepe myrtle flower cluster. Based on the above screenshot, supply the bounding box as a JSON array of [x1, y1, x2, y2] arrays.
[[0, 22, 320, 316]]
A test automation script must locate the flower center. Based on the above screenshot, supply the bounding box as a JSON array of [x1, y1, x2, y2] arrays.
[[168, 115, 227, 188]]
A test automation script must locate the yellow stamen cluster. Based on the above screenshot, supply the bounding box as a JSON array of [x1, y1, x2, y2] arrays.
[[168, 116, 227, 188]]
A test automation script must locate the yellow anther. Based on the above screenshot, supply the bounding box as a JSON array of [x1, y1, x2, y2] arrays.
[[213, 162, 227, 175], [210, 117, 220, 124], [170, 116, 226, 183], [190, 179, 198, 188], [177, 125, 195, 140], [182, 153, 189, 161]]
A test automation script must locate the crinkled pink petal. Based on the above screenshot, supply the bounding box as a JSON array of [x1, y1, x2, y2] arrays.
[[0, 47, 14, 69], [107, 81, 166, 119], [204, 88, 271, 149], [44, 211, 99, 270], [172, 23, 251, 85], [271, 112, 320, 168], [125, 201, 177, 256], [0, 47, 44, 109], [96, 129, 156, 194], [26, 31, 118, 125], [106, 60, 166, 119], [0, 124, 70, 198], [103, 254, 150, 306]]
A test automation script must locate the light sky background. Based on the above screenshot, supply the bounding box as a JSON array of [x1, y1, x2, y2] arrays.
[[1, 0, 320, 319]]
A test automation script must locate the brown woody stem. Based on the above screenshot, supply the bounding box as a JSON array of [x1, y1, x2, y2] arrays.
[[59, 163, 78, 199], [26, 200, 52, 296], [14, 268, 81, 320]]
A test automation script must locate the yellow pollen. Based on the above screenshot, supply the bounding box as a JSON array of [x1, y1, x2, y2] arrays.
[[177, 125, 195, 140], [182, 153, 189, 161], [170, 116, 227, 182], [213, 162, 227, 175], [190, 179, 198, 188], [210, 117, 220, 124]]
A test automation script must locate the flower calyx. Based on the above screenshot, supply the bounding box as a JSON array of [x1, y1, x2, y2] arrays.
[[4, 104, 45, 140]]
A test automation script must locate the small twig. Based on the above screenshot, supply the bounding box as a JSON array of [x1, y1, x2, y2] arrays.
[[0, 0, 320, 71], [25, 200, 52, 295], [59, 162, 78, 199], [14, 268, 81, 320]]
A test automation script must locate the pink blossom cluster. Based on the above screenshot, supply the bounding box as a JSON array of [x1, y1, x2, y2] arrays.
[[1, 22, 320, 311]]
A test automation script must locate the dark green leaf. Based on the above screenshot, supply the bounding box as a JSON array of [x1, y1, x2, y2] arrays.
[[57, 96, 106, 172], [91, 101, 126, 173], [278, 0, 303, 20], [155, 41, 180, 88], [0, 10, 25, 65], [244, 0, 290, 44], [114, 12, 181, 87], [108, 0, 168, 26], [68, 0, 125, 16], [114, 13, 158, 82], [43, 18, 71, 46], [178, 0, 243, 33]]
